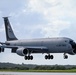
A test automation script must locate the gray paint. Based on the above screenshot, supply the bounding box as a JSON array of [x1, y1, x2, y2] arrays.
[[6, 37, 73, 54], [1, 17, 76, 57], [3, 17, 18, 41]]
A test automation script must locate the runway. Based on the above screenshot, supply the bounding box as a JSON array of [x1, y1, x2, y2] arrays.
[[0, 72, 76, 75]]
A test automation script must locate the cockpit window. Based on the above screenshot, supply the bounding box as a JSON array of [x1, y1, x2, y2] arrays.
[[69, 40, 76, 49], [70, 40, 73, 43], [69, 40, 75, 45]]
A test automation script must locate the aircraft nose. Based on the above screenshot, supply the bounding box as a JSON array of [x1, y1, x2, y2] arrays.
[[72, 43, 76, 54], [69, 40, 76, 49], [70, 41, 76, 53], [71, 43, 76, 49]]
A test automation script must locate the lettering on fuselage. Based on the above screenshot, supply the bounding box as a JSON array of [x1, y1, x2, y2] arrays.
[[56, 44, 67, 47]]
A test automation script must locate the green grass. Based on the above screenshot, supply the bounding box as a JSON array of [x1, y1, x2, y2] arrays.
[[0, 69, 76, 72]]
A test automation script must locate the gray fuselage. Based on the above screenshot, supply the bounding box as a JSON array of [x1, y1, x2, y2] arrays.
[[6, 37, 73, 54]]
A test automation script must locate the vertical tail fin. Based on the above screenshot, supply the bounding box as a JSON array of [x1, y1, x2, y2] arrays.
[[3, 17, 18, 41]]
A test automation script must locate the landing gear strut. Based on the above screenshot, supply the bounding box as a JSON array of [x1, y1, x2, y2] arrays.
[[64, 53, 68, 59], [45, 54, 54, 60], [24, 49, 33, 60]]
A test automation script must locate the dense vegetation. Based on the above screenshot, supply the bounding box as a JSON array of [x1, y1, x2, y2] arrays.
[[0, 62, 76, 71]]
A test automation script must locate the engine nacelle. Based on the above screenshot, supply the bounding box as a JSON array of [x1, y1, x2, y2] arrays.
[[16, 48, 28, 56], [68, 49, 76, 55]]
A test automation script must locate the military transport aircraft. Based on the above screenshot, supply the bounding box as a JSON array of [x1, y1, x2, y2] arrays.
[[0, 17, 76, 60]]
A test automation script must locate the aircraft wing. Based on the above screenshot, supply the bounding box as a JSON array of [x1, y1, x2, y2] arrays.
[[0, 45, 49, 52]]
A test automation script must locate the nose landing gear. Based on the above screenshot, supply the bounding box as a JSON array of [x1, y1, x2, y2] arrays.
[[24, 49, 34, 60], [64, 53, 68, 59]]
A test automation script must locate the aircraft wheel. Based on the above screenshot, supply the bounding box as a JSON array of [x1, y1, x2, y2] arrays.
[[64, 55, 68, 59], [24, 56, 28, 60], [24, 56, 33, 60], [28, 56, 30, 60], [48, 55, 51, 59], [45, 55, 54, 60], [50, 55, 54, 59], [30, 56, 33, 60], [45, 55, 48, 59]]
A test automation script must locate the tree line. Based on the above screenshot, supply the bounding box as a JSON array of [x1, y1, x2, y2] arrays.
[[0, 62, 76, 70]]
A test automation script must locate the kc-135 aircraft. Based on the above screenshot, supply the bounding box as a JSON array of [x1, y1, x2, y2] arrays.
[[0, 17, 76, 60]]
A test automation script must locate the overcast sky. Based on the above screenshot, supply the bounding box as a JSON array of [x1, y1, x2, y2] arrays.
[[0, 0, 76, 65]]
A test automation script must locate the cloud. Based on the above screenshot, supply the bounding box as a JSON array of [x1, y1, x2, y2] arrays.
[[0, 24, 4, 32], [0, 0, 28, 16], [22, 0, 72, 37], [27, 0, 76, 19], [0, 0, 75, 38], [40, 20, 70, 37]]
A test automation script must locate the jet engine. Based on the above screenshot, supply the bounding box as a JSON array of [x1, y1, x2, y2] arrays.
[[16, 48, 28, 56]]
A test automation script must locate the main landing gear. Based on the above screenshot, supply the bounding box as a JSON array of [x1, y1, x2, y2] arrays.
[[45, 54, 54, 60], [24, 55, 33, 60], [24, 50, 33, 60]]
